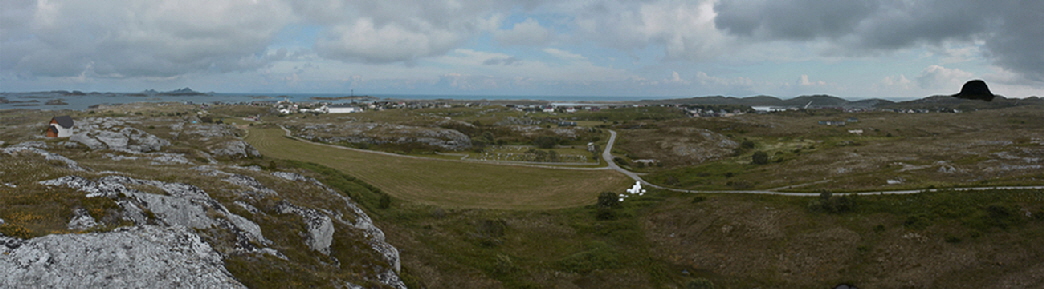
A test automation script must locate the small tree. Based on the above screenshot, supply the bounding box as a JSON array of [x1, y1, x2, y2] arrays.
[[597, 192, 619, 209], [596, 192, 618, 220], [378, 193, 392, 209], [751, 151, 769, 165]]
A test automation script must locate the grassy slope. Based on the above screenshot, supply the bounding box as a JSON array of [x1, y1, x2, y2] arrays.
[[637, 106, 1044, 192], [245, 127, 631, 209]]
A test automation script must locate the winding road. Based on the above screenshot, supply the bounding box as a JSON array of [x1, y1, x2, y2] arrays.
[[600, 130, 1044, 196], [266, 125, 1043, 196]]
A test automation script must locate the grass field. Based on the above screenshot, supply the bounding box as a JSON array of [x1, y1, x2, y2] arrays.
[[245, 127, 632, 209]]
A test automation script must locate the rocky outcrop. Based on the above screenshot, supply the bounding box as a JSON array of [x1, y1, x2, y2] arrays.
[[187, 124, 238, 140], [276, 202, 335, 254], [209, 140, 261, 159], [0, 225, 246, 288], [38, 175, 273, 254], [70, 117, 170, 153], [294, 123, 472, 150], [3, 143, 85, 171], [66, 208, 98, 231], [270, 172, 405, 287]]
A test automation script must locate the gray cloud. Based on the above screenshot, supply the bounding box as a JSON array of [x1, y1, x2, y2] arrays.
[[302, 0, 506, 63], [715, 0, 878, 40], [714, 0, 1043, 83], [571, 0, 725, 60], [1, 0, 294, 78], [482, 57, 521, 66]]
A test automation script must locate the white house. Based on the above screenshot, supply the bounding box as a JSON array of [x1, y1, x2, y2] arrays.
[[47, 116, 74, 138], [328, 104, 363, 113]]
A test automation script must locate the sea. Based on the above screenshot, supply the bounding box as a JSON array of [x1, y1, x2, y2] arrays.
[[0, 92, 675, 111]]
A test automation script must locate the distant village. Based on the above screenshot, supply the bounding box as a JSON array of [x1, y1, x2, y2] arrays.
[[256, 97, 970, 118]]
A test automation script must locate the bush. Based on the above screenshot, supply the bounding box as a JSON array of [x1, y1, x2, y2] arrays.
[[751, 151, 769, 165], [904, 213, 932, 230], [474, 219, 508, 247], [740, 140, 755, 149], [597, 192, 619, 209], [983, 203, 1024, 229], [808, 192, 856, 214], [596, 192, 619, 220], [533, 136, 560, 149], [378, 194, 392, 209]]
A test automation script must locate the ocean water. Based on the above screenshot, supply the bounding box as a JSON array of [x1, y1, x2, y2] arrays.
[[1, 92, 671, 111]]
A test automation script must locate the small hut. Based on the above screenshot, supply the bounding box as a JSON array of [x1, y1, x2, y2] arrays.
[[47, 116, 74, 138]]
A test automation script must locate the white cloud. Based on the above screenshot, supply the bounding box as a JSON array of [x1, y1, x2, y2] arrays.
[[573, 0, 726, 60], [880, 74, 912, 88], [494, 18, 551, 46], [916, 65, 974, 89], [316, 18, 466, 63], [797, 74, 826, 86], [543, 48, 587, 62]]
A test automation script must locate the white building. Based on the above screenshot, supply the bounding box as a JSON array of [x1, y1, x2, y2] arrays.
[[328, 104, 363, 113]]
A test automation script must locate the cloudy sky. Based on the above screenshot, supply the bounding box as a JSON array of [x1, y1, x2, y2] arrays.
[[2, 0, 1042, 99]]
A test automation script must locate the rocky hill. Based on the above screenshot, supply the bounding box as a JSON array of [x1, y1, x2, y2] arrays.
[[0, 108, 404, 288]]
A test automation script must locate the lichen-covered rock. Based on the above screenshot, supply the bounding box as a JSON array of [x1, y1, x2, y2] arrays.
[[3, 145, 85, 171], [94, 131, 129, 150], [38, 175, 273, 252], [71, 117, 170, 153], [277, 171, 404, 283], [70, 134, 105, 150], [277, 202, 335, 254], [209, 140, 261, 159], [0, 225, 246, 289], [66, 208, 98, 231]]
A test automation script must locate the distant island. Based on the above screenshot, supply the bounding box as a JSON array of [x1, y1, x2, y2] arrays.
[[143, 87, 208, 96]]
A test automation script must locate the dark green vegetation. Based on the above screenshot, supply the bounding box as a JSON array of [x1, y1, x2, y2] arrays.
[[362, 180, 1044, 288], [276, 154, 1044, 288]]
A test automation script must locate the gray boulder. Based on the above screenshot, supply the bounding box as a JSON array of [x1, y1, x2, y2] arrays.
[[70, 134, 105, 150], [209, 140, 261, 159], [0, 225, 246, 289], [277, 202, 335, 254], [94, 131, 129, 150]]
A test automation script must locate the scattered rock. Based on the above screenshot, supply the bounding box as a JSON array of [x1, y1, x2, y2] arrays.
[[0, 225, 246, 288], [209, 140, 260, 158], [66, 208, 98, 231], [3, 146, 86, 171], [224, 174, 278, 197], [272, 171, 309, 182]]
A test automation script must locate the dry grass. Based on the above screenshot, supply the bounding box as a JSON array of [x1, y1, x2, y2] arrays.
[[245, 127, 631, 209], [640, 106, 1044, 191]]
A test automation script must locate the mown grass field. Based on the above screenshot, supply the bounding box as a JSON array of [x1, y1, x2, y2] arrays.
[[245, 127, 632, 209]]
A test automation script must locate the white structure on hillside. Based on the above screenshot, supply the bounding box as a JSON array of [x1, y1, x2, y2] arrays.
[[619, 181, 646, 202], [328, 104, 363, 113]]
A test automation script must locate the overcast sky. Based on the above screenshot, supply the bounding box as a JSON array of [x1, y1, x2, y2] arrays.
[[2, 0, 1042, 99]]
